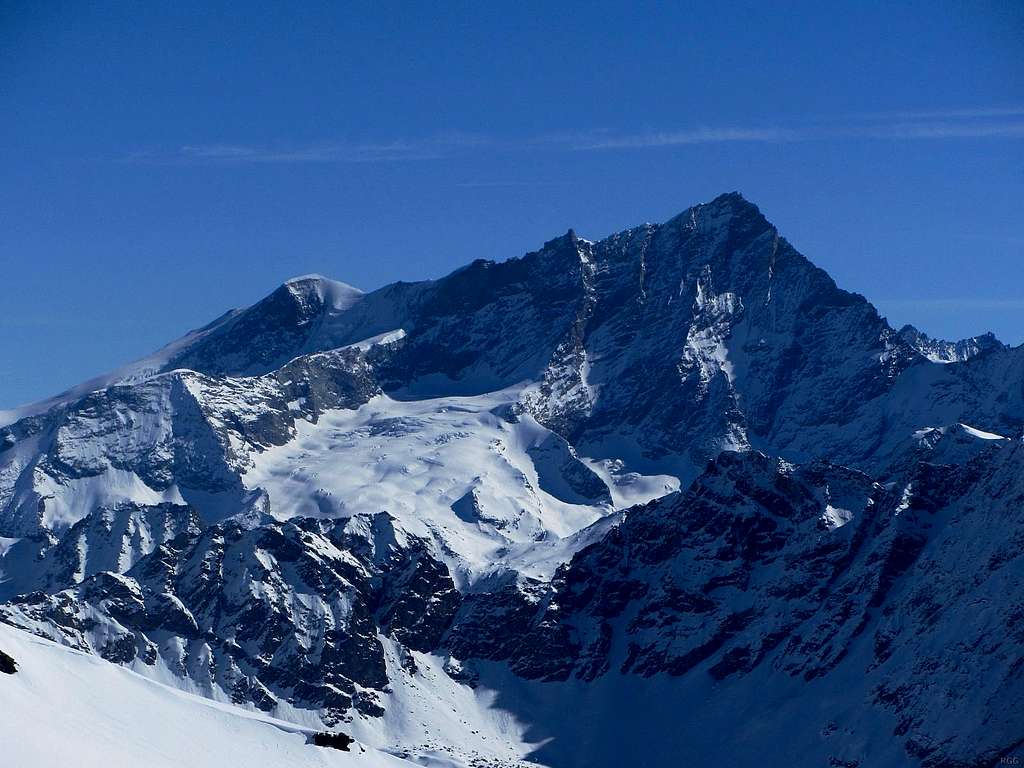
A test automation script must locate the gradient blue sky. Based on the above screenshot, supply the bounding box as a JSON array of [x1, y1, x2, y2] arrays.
[[2, 0, 1023, 407]]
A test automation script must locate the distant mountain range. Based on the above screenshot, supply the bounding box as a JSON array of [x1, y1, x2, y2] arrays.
[[1, 193, 1021, 767]]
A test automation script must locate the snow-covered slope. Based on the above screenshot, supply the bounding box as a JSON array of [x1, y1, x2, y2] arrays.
[[1, 192, 1021, 768], [0, 622, 410, 768]]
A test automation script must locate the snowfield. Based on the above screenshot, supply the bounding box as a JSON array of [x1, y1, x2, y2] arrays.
[[244, 387, 676, 585], [0, 623, 409, 768]]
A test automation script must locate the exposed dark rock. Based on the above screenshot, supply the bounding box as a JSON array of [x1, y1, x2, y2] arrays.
[[1, 512, 460, 714], [310, 731, 353, 751]]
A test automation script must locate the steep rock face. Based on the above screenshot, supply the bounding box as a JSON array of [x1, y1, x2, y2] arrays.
[[0, 502, 199, 600], [3, 511, 460, 723], [448, 452, 881, 681], [370, 231, 596, 398], [447, 445, 1024, 766], [512, 195, 1022, 478]]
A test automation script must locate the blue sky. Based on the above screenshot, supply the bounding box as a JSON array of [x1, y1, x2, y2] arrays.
[[2, 0, 1022, 407]]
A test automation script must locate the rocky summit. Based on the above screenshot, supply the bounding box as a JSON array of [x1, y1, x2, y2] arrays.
[[1, 193, 1022, 767]]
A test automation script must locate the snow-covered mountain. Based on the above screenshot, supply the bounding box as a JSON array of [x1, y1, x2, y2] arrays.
[[1, 192, 1021, 767]]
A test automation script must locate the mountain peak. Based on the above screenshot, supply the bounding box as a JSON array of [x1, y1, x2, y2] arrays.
[[660, 191, 768, 239], [704, 190, 759, 215], [709, 190, 747, 205], [283, 272, 330, 284], [281, 274, 364, 311]]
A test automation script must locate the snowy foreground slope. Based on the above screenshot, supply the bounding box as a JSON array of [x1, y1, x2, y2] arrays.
[[0, 622, 411, 768], [1, 192, 1023, 767]]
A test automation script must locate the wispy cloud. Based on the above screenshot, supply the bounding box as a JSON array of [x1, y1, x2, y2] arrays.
[[850, 120, 1024, 140], [571, 126, 800, 150], [853, 105, 1024, 121], [129, 133, 491, 165], [574, 108, 1024, 149], [124, 105, 1024, 164]]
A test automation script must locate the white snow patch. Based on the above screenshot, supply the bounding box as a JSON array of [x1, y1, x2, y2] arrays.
[[822, 504, 854, 530], [344, 329, 407, 352], [894, 484, 913, 516], [957, 423, 1006, 441], [243, 387, 670, 585]]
